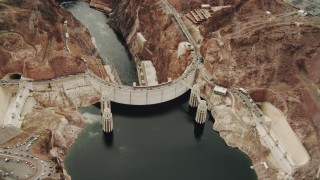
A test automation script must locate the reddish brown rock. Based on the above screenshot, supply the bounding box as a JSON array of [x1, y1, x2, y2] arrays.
[[0, 0, 107, 80], [109, 0, 190, 83]]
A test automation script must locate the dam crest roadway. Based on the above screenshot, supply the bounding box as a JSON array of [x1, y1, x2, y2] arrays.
[[0, 0, 203, 106], [0, 1, 313, 179], [0, 0, 204, 126]]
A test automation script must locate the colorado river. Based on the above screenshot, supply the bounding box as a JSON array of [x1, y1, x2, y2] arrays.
[[63, 2, 138, 85], [63, 2, 257, 180]]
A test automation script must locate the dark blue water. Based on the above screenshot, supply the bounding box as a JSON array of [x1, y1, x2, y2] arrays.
[[65, 92, 257, 180], [63, 2, 257, 180]]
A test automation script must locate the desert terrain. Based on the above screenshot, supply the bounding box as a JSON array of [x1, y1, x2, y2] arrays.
[[0, 0, 319, 179]]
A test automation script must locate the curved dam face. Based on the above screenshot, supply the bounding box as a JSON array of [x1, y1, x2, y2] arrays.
[[88, 68, 196, 105], [65, 92, 258, 180], [31, 66, 196, 106], [0, 86, 13, 124], [54, 1, 200, 106]]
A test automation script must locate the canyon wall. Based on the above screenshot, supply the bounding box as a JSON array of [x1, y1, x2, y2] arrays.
[[1, 0, 319, 179], [196, 0, 320, 179], [109, 0, 191, 83], [0, 0, 107, 80], [109, 0, 320, 178]]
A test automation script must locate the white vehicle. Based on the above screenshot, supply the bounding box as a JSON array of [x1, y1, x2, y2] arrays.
[[239, 88, 248, 94], [26, 144, 31, 150]]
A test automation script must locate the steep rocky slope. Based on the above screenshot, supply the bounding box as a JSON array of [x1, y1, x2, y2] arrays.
[[1, 0, 319, 179], [0, 1, 106, 179], [110, 0, 320, 179], [22, 106, 87, 180], [0, 0, 107, 80], [109, 0, 192, 83], [195, 0, 320, 179]]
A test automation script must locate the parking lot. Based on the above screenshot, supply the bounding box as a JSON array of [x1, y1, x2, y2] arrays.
[[0, 135, 57, 179]]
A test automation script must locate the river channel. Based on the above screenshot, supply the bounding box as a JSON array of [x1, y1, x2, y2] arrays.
[[63, 1, 138, 85], [63, 2, 258, 180]]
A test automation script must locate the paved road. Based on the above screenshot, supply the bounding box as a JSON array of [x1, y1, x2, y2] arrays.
[[0, 135, 57, 179], [1, 0, 203, 97], [230, 88, 294, 174], [0, 154, 36, 179], [161, 0, 199, 54], [230, 88, 262, 118]]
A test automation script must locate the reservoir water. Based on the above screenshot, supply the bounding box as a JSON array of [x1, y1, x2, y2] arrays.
[[65, 93, 257, 180], [63, 2, 258, 180]]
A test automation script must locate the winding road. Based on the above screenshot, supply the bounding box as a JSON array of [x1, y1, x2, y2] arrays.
[[0, 135, 56, 179], [161, 0, 199, 54], [0, 0, 203, 106]]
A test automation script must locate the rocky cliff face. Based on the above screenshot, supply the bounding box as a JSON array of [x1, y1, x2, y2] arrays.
[[0, 1, 107, 179], [109, 0, 191, 83], [0, 0, 107, 80], [22, 105, 87, 179], [195, 77, 277, 178], [110, 0, 320, 178], [33, 79, 100, 108], [1, 0, 319, 179], [194, 0, 320, 179]]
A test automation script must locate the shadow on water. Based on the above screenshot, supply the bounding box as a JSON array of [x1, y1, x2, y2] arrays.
[[188, 105, 216, 140], [193, 122, 204, 140], [96, 90, 192, 118], [93, 102, 101, 109], [187, 105, 206, 140], [63, 2, 258, 179], [68, 90, 258, 180], [112, 30, 135, 62], [187, 105, 197, 124], [96, 90, 217, 143], [103, 131, 113, 147], [208, 111, 215, 124]]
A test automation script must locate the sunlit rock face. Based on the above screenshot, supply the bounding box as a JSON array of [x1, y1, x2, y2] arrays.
[[0, 0, 106, 80], [109, 0, 192, 83], [161, 0, 320, 179]]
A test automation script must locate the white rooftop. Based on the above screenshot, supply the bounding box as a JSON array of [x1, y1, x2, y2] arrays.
[[214, 86, 227, 94]]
